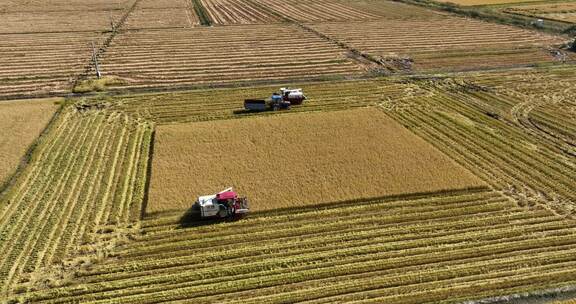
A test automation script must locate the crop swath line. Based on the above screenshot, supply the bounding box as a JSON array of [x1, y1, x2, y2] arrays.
[[0, 113, 98, 292], [22, 113, 109, 274], [0, 105, 153, 295], [38, 115, 119, 268], [20, 189, 576, 304], [77, 209, 552, 286]]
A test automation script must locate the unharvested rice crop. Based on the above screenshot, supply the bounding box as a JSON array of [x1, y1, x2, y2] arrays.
[[308, 18, 564, 71], [0, 98, 59, 185], [147, 108, 483, 212], [99, 24, 362, 90]]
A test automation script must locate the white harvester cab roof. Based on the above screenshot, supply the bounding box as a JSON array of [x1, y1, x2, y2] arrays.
[[197, 187, 234, 218]]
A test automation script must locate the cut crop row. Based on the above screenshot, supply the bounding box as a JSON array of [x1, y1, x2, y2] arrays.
[[0, 106, 152, 296], [19, 189, 576, 303]]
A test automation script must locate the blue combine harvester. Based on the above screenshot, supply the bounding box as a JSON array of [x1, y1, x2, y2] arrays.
[[244, 88, 306, 111]]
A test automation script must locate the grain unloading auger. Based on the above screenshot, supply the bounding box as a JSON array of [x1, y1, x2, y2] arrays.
[[193, 187, 249, 220], [244, 87, 306, 111]]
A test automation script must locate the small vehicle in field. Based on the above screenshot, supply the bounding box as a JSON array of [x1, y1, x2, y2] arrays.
[[244, 88, 306, 111], [193, 188, 249, 220]]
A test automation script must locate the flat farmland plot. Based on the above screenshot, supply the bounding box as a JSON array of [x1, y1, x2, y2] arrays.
[[309, 18, 565, 71], [0, 106, 152, 294], [20, 189, 576, 304], [108, 78, 409, 123], [338, 0, 444, 19], [124, 0, 199, 28], [147, 108, 483, 212], [0, 98, 59, 185], [0, 10, 125, 33], [0, 0, 132, 12], [435, 0, 545, 6], [0, 32, 103, 99], [98, 24, 362, 90], [504, 2, 576, 23], [257, 0, 381, 22], [201, 0, 283, 24], [468, 66, 576, 150]]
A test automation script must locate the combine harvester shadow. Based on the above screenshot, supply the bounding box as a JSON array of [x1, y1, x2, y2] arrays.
[[178, 208, 222, 228], [177, 187, 489, 228]]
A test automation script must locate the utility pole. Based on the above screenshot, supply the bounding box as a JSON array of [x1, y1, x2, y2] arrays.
[[110, 12, 116, 31], [92, 42, 102, 79]]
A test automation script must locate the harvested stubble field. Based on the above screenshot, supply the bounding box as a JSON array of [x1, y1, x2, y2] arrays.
[[337, 0, 444, 19], [0, 10, 125, 33], [98, 24, 362, 90], [123, 0, 199, 29], [467, 66, 576, 149], [0, 0, 132, 12], [2, 69, 576, 302], [0, 32, 103, 99], [435, 0, 545, 6], [106, 78, 410, 123], [2, 0, 576, 301], [308, 18, 565, 71], [0, 98, 59, 185], [256, 0, 381, 22], [16, 188, 576, 303], [147, 108, 483, 212], [504, 2, 576, 23], [0, 104, 152, 295], [201, 0, 282, 24]]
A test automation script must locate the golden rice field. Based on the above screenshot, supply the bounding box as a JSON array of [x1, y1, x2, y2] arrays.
[[2, 66, 576, 303], [0, 98, 59, 186], [2, 0, 576, 302], [147, 108, 483, 213]]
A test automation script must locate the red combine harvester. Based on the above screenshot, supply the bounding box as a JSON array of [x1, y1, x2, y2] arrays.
[[193, 188, 249, 220], [244, 87, 306, 111]]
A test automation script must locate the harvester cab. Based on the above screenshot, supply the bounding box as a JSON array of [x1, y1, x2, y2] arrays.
[[195, 188, 249, 220], [280, 88, 306, 105]]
